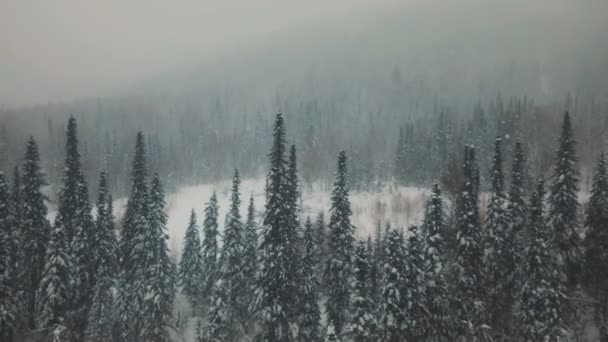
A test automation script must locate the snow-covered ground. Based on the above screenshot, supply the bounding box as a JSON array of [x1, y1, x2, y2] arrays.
[[149, 178, 429, 258]]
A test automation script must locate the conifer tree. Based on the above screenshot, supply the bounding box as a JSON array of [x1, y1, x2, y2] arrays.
[[9, 165, 23, 282], [452, 145, 485, 336], [483, 137, 518, 329], [55, 118, 95, 338], [324, 151, 355, 338], [140, 173, 175, 342], [351, 240, 376, 342], [380, 229, 405, 342], [117, 132, 151, 341], [422, 182, 449, 338], [179, 210, 204, 313], [583, 152, 608, 323], [549, 112, 581, 287], [243, 195, 258, 311], [255, 113, 294, 341], [520, 179, 565, 341], [296, 217, 322, 342], [402, 225, 428, 339], [21, 137, 51, 328], [508, 139, 528, 288], [85, 170, 117, 342], [202, 192, 219, 306], [36, 214, 72, 339], [285, 144, 302, 318], [216, 169, 246, 334], [0, 173, 16, 340]]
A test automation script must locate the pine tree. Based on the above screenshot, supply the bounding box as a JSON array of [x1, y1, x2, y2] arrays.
[[21, 137, 51, 328], [140, 173, 175, 342], [508, 139, 528, 289], [583, 152, 608, 324], [296, 217, 322, 342], [520, 179, 565, 341], [422, 181, 449, 338], [202, 191, 219, 307], [380, 229, 405, 342], [324, 151, 355, 338], [255, 113, 294, 341], [243, 195, 258, 314], [179, 210, 204, 313], [286, 144, 302, 318], [85, 170, 117, 342], [0, 173, 16, 340], [483, 137, 518, 330], [549, 111, 581, 288], [402, 225, 428, 339], [351, 240, 376, 342], [214, 169, 246, 338], [36, 215, 72, 339], [117, 132, 151, 341], [9, 165, 23, 283], [55, 118, 95, 338], [452, 145, 485, 336]]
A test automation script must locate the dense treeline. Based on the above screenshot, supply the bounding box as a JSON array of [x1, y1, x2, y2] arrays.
[[1, 111, 608, 341], [1, 88, 607, 199]]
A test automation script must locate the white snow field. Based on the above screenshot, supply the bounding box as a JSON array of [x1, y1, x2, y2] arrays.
[[155, 178, 428, 258]]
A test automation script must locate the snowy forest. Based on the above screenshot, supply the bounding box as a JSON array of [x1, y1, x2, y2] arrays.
[[1, 109, 608, 341], [2, 1, 608, 342]]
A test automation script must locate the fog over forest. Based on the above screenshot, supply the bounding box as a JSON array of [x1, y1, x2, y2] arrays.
[[2, 1, 608, 342]]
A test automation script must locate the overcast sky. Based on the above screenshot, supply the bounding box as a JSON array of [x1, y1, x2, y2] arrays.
[[1, 0, 607, 107]]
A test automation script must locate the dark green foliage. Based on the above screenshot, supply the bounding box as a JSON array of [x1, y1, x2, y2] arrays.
[[179, 210, 204, 312], [324, 151, 355, 338], [296, 217, 322, 342], [520, 180, 565, 341], [351, 240, 376, 342], [21, 137, 51, 328], [202, 192, 219, 307]]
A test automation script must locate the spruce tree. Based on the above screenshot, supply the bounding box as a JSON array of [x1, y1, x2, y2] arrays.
[[549, 111, 581, 288], [507, 139, 528, 289], [140, 173, 175, 342], [243, 195, 258, 312], [324, 151, 355, 337], [255, 113, 293, 341], [9, 165, 23, 282], [483, 137, 518, 329], [36, 214, 72, 339], [216, 169, 246, 337], [56, 117, 95, 338], [452, 145, 485, 336], [380, 228, 405, 342], [207, 278, 231, 342], [202, 191, 219, 306], [422, 181, 449, 338], [179, 210, 204, 313], [402, 225, 428, 340], [583, 152, 608, 323], [117, 132, 151, 341], [351, 240, 376, 342], [21, 137, 51, 328], [296, 217, 322, 342], [0, 173, 16, 340], [286, 144, 302, 318], [520, 179, 565, 341], [85, 170, 117, 342]]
